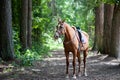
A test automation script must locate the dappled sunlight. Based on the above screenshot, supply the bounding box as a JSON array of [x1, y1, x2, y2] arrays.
[[0, 0, 120, 79], [44, 56, 71, 61], [88, 53, 120, 67], [0, 64, 14, 74], [0, 50, 120, 80]]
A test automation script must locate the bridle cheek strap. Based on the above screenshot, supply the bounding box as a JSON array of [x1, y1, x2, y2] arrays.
[[57, 26, 65, 35]]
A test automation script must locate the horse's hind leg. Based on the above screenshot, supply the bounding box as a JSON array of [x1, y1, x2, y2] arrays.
[[77, 51, 81, 76], [83, 49, 88, 76], [72, 51, 77, 79]]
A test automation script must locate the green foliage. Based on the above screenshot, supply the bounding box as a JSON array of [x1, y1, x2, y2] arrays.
[[55, 0, 95, 48], [12, 0, 53, 66], [102, 0, 117, 4], [16, 49, 40, 66]]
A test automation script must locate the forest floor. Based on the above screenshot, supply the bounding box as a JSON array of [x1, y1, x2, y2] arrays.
[[0, 49, 120, 80]]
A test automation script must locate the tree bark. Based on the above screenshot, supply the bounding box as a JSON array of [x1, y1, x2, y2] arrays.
[[27, 0, 32, 48], [110, 4, 120, 58], [103, 4, 114, 54], [20, 0, 28, 51], [0, 0, 14, 61], [93, 3, 104, 53]]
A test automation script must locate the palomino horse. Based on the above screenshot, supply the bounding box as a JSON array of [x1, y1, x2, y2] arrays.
[[54, 19, 89, 79]]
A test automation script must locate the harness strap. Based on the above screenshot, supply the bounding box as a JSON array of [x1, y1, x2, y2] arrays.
[[63, 27, 85, 51]]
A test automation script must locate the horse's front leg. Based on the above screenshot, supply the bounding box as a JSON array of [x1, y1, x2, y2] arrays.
[[72, 51, 77, 79], [65, 51, 69, 78]]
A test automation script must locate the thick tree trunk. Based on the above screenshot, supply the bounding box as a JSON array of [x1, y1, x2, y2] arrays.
[[0, 0, 14, 61], [103, 4, 114, 54], [27, 0, 32, 48], [110, 5, 120, 58], [93, 4, 104, 53], [20, 0, 28, 51]]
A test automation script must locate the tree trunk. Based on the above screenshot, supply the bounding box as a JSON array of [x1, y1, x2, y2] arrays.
[[0, 0, 14, 61], [93, 3, 104, 53], [20, 0, 28, 51], [27, 0, 32, 48], [51, 0, 57, 16], [103, 4, 114, 54], [110, 4, 120, 58]]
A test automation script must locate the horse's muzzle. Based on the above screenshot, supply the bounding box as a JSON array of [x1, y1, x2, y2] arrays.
[[54, 32, 59, 40]]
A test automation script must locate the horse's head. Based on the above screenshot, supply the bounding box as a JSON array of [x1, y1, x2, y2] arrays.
[[54, 19, 66, 40]]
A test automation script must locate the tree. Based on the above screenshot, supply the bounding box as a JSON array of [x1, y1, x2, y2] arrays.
[[93, 3, 104, 53], [103, 4, 114, 54], [110, 4, 120, 58], [0, 0, 14, 61], [20, 0, 28, 51], [27, 0, 32, 48], [20, 0, 32, 51]]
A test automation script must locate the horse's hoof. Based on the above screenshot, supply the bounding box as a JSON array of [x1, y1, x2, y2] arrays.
[[66, 74, 69, 79], [72, 74, 77, 79], [84, 72, 88, 76], [78, 72, 81, 77]]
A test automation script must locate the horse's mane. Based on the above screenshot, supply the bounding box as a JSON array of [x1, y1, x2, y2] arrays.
[[71, 26, 76, 31]]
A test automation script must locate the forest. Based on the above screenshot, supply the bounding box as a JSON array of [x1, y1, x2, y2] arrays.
[[0, 0, 120, 69], [0, 0, 120, 65]]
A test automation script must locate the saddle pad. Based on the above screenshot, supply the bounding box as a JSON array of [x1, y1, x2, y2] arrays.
[[77, 30, 87, 44], [81, 33, 87, 43]]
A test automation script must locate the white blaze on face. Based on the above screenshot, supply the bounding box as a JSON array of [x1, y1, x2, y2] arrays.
[[58, 24, 61, 28], [55, 32, 59, 37], [54, 31, 59, 39]]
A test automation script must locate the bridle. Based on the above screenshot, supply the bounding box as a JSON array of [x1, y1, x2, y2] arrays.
[[56, 23, 79, 45]]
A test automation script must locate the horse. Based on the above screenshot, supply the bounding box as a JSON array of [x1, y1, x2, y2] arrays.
[[54, 19, 89, 79]]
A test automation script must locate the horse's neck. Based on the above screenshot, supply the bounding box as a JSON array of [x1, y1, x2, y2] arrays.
[[64, 23, 74, 41]]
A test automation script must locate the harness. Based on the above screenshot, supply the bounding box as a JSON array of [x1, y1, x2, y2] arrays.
[[63, 27, 84, 51], [56, 23, 85, 51]]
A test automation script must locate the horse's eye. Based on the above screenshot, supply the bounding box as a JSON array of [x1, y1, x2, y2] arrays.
[[56, 26, 58, 29], [60, 26, 63, 29]]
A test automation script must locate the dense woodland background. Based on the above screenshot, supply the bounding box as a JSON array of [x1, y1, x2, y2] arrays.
[[0, 0, 120, 66]]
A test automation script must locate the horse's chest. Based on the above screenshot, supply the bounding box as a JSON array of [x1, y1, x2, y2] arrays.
[[63, 43, 78, 52]]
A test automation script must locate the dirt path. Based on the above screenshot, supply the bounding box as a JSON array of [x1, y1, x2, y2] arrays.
[[0, 49, 120, 80]]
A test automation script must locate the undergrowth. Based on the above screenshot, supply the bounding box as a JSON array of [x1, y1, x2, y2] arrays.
[[13, 39, 63, 66]]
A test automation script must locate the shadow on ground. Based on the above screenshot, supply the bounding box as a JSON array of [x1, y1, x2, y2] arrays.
[[0, 49, 120, 80]]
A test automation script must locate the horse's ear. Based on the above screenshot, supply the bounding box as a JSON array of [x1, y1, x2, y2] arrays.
[[62, 19, 65, 23], [58, 18, 61, 22]]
